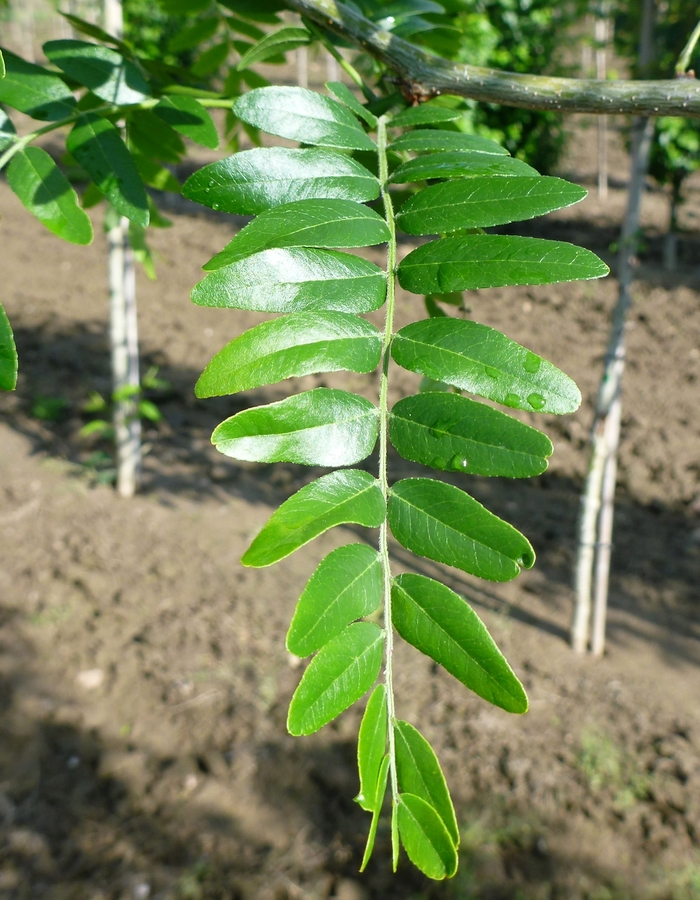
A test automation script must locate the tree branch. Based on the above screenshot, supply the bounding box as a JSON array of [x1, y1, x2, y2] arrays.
[[287, 0, 700, 118]]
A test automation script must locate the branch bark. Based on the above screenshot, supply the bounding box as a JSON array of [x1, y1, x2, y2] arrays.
[[287, 0, 700, 118]]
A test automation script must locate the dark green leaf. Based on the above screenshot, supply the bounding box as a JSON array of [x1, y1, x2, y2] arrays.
[[0, 48, 5, 79], [160, 0, 210, 13], [58, 13, 131, 55], [389, 392, 552, 477], [233, 86, 376, 151], [128, 109, 185, 164], [390, 151, 538, 183], [0, 107, 16, 151], [192, 42, 230, 78], [225, 14, 266, 41], [183, 147, 379, 214], [326, 81, 378, 128], [389, 130, 507, 155], [211, 387, 379, 466], [204, 198, 390, 269], [0, 49, 76, 121], [287, 622, 383, 735], [7, 147, 93, 245], [392, 573, 528, 713], [43, 40, 150, 105], [391, 318, 581, 414], [218, 0, 284, 23], [191, 247, 386, 313], [398, 235, 609, 292], [394, 720, 458, 846], [360, 755, 389, 871], [154, 95, 219, 149], [237, 26, 309, 69], [242, 469, 385, 567], [388, 478, 535, 582], [396, 176, 586, 235], [390, 105, 460, 127], [287, 544, 382, 657], [356, 684, 388, 811], [67, 113, 148, 226], [132, 150, 181, 193], [397, 793, 458, 880], [167, 16, 219, 53], [0, 303, 18, 392]]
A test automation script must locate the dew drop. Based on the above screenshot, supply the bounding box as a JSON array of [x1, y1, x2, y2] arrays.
[[432, 457, 448, 469], [523, 351, 542, 374], [450, 455, 468, 470], [429, 427, 442, 438], [527, 392, 546, 410], [205, 187, 212, 193], [504, 393, 520, 408], [484, 365, 499, 379]]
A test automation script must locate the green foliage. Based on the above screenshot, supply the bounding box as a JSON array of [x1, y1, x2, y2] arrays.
[[0, 302, 17, 392], [185, 83, 608, 879]]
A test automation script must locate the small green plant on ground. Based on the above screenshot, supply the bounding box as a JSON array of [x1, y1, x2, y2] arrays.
[[79, 366, 170, 440], [578, 726, 650, 808]]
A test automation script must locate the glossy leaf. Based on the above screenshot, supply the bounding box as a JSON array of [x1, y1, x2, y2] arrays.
[[396, 176, 587, 235], [0, 107, 16, 151], [397, 794, 458, 880], [43, 39, 150, 105], [398, 234, 609, 292], [0, 49, 76, 121], [233, 86, 376, 151], [392, 574, 528, 713], [211, 387, 379, 466], [242, 469, 385, 567], [356, 684, 388, 811], [389, 392, 553, 477], [205, 198, 390, 269], [391, 151, 537, 183], [287, 622, 383, 736], [388, 478, 535, 582], [326, 81, 378, 128], [360, 755, 389, 872], [183, 147, 379, 214], [67, 113, 148, 226], [394, 720, 458, 845], [0, 303, 18, 392], [154, 95, 219, 149], [128, 109, 185, 164], [391, 318, 581, 414], [389, 130, 507, 156], [191, 248, 386, 313], [287, 544, 382, 657], [196, 311, 382, 398], [237, 26, 310, 69], [390, 105, 460, 127], [0, 49, 4, 79], [7, 147, 93, 245]]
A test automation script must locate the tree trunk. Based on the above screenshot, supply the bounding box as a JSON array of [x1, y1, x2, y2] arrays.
[[595, 6, 610, 200], [297, 46, 309, 88]]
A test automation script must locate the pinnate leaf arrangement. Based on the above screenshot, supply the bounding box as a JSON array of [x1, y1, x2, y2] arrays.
[[183, 83, 608, 879]]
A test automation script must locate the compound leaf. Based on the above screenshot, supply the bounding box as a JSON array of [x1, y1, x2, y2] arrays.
[[0, 303, 18, 392], [389, 392, 552, 477], [388, 477, 535, 582], [0, 49, 76, 120], [391, 318, 581, 414], [326, 81, 378, 128], [196, 311, 382, 398], [237, 26, 310, 69], [390, 151, 538, 183], [392, 573, 528, 713], [7, 147, 93, 245], [390, 104, 461, 127], [43, 39, 150, 104], [242, 469, 385, 567], [192, 247, 386, 313], [211, 387, 379, 466], [154, 95, 219, 149], [397, 793, 458, 880], [287, 621, 383, 735], [128, 109, 185, 164], [233, 86, 376, 151], [389, 130, 507, 155], [287, 544, 382, 657], [398, 234, 609, 292], [360, 755, 390, 871], [183, 147, 379, 214], [356, 684, 388, 811]]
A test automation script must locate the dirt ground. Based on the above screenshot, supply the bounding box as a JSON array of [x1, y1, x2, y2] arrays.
[[1, 114, 700, 900]]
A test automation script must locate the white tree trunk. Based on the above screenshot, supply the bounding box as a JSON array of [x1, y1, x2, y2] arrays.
[[595, 8, 610, 200], [297, 46, 309, 88]]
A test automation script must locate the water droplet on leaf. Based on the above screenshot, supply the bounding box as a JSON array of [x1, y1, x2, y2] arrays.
[[450, 455, 468, 470], [504, 393, 520, 408], [527, 393, 546, 410], [484, 365, 499, 379], [523, 352, 542, 374]]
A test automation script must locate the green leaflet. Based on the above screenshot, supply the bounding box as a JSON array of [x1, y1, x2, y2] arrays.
[[59, 12, 131, 55], [360, 755, 389, 871], [287, 621, 383, 736], [237, 26, 310, 69], [0, 49, 76, 121], [211, 387, 379, 466], [242, 469, 385, 567], [195, 311, 382, 398], [396, 176, 587, 235], [392, 574, 528, 713], [233, 86, 376, 151], [167, 16, 219, 52], [153, 96, 219, 150], [7, 147, 93, 245], [397, 794, 458, 880], [204, 199, 390, 269], [191, 247, 386, 313], [192, 42, 230, 78], [394, 720, 458, 846], [67, 113, 148, 227], [0, 47, 5, 79], [390, 104, 461, 127], [389, 130, 507, 155], [128, 110, 185, 165], [389, 392, 552, 477], [356, 684, 388, 811], [0, 303, 18, 392], [287, 544, 383, 657], [388, 477, 535, 582], [132, 151, 181, 193], [182, 147, 379, 214], [43, 39, 150, 105], [390, 151, 538, 183], [0, 107, 16, 151], [326, 81, 378, 128], [398, 234, 609, 292], [391, 318, 581, 415]]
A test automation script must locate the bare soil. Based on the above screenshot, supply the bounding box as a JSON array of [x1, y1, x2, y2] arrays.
[[1, 121, 700, 900]]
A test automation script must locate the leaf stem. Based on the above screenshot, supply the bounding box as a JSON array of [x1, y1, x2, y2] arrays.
[[303, 17, 377, 102], [377, 114, 399, 861], [676, 18, 700, 75]]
